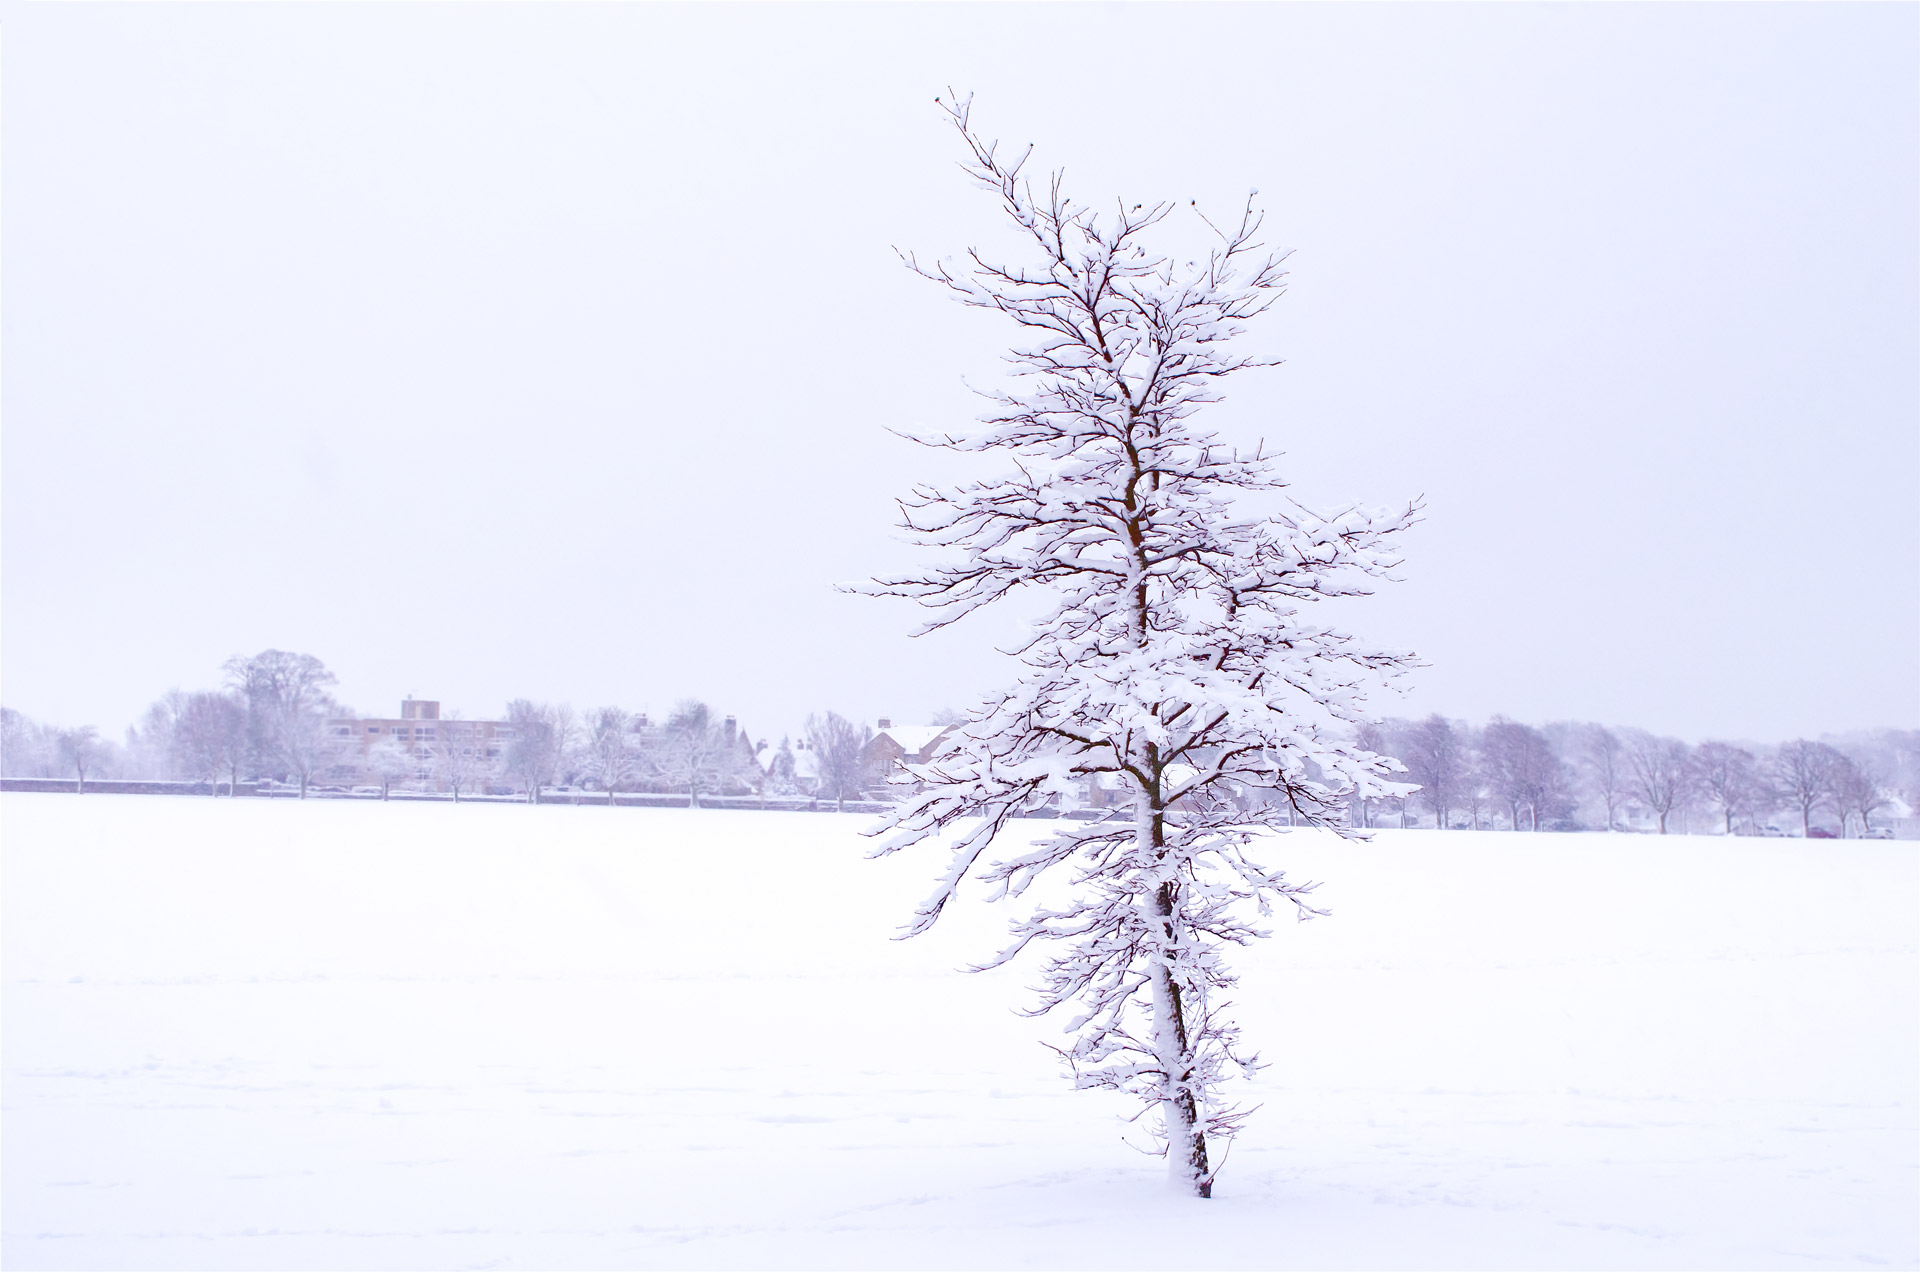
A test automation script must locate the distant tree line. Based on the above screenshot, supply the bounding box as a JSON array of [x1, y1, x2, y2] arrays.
[[3, 651, 1913, 834], [1365, 715, 1917, 837], [0, 650, 896, 810]]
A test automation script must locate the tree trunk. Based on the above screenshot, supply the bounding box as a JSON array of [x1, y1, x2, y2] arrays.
[[1140, 792, 1210, 1198], [1149, 947, 1210, 1197]]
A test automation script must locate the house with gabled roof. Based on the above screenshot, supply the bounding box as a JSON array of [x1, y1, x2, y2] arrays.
[[863, 719, 958, 793]]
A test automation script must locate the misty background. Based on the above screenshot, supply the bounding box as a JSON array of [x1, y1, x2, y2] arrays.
[[5, 3, 1916, 744]]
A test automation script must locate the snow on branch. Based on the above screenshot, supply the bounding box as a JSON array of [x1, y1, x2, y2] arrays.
[[861, 95, 1417, 1198]]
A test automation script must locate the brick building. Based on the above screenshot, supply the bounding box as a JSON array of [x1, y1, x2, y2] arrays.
[[327, 698, 512, 791]]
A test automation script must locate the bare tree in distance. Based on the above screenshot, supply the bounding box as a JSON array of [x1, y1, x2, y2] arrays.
[[863, 95, 1416, 1198], [804, 712, 873, 813], [1579, 726, 1629, 832], [56, 726, 103, 792], [1770, 739, 1844, 837], [1481, 718, 1569, 832], [1623, 730, 1693, 835], [123, 689, 236, 791], [127, 691, 188, 780], [1692, 741, 1764, 835], [1830, 755, 1886, 838], [1455, 747, 1492, 832], [1480, 718, 1529, 831], [1401, 715, 1465, 830], [1, 707, 54, 777], [551, 704, 580, 787], [173, 691, 247, 795]]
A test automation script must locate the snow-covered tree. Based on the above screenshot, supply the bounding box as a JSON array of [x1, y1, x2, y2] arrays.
[[429, 713, 492, 802], [503, 700, 564, 803], [367, 737, 415, 800], [586, 706, 638, 805], [224, 649, 342, 797], [764, 735, 800, 798], [804, 711, 873, 812], [1351, 723, 1389, 828], [652, 700, 744, 809], [863, 96, 1416, 1198]]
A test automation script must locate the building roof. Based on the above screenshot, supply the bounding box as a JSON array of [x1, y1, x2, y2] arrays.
[[875, 725, 951, 757]]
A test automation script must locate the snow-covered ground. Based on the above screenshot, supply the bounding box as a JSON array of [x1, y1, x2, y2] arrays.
[[3, 794, 1914, 1270]]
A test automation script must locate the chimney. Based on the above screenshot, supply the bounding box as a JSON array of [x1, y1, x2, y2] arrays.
[[877, 718, 892, 730]]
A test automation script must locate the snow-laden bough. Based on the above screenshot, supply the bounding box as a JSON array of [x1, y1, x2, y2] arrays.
[[861, 93, 1419, 1198]]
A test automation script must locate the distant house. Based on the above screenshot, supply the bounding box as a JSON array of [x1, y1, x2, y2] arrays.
[[863, 719, 957, 793], [1078, 770, 1131, 812]]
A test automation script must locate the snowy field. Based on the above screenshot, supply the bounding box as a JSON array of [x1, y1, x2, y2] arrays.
[[3, 794, 1914, 1271]]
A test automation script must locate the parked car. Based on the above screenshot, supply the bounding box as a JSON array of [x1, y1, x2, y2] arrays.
[[1806, 827, 1838, 839], [1864, 827, 1895, 840], [1759, 825, 1790, 838]]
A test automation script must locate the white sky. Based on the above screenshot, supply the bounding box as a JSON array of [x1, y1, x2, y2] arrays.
[[5, 3, 1916, 747]]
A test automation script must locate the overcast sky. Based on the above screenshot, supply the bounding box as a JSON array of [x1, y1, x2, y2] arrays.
[[5, 3, 1916, 747]]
